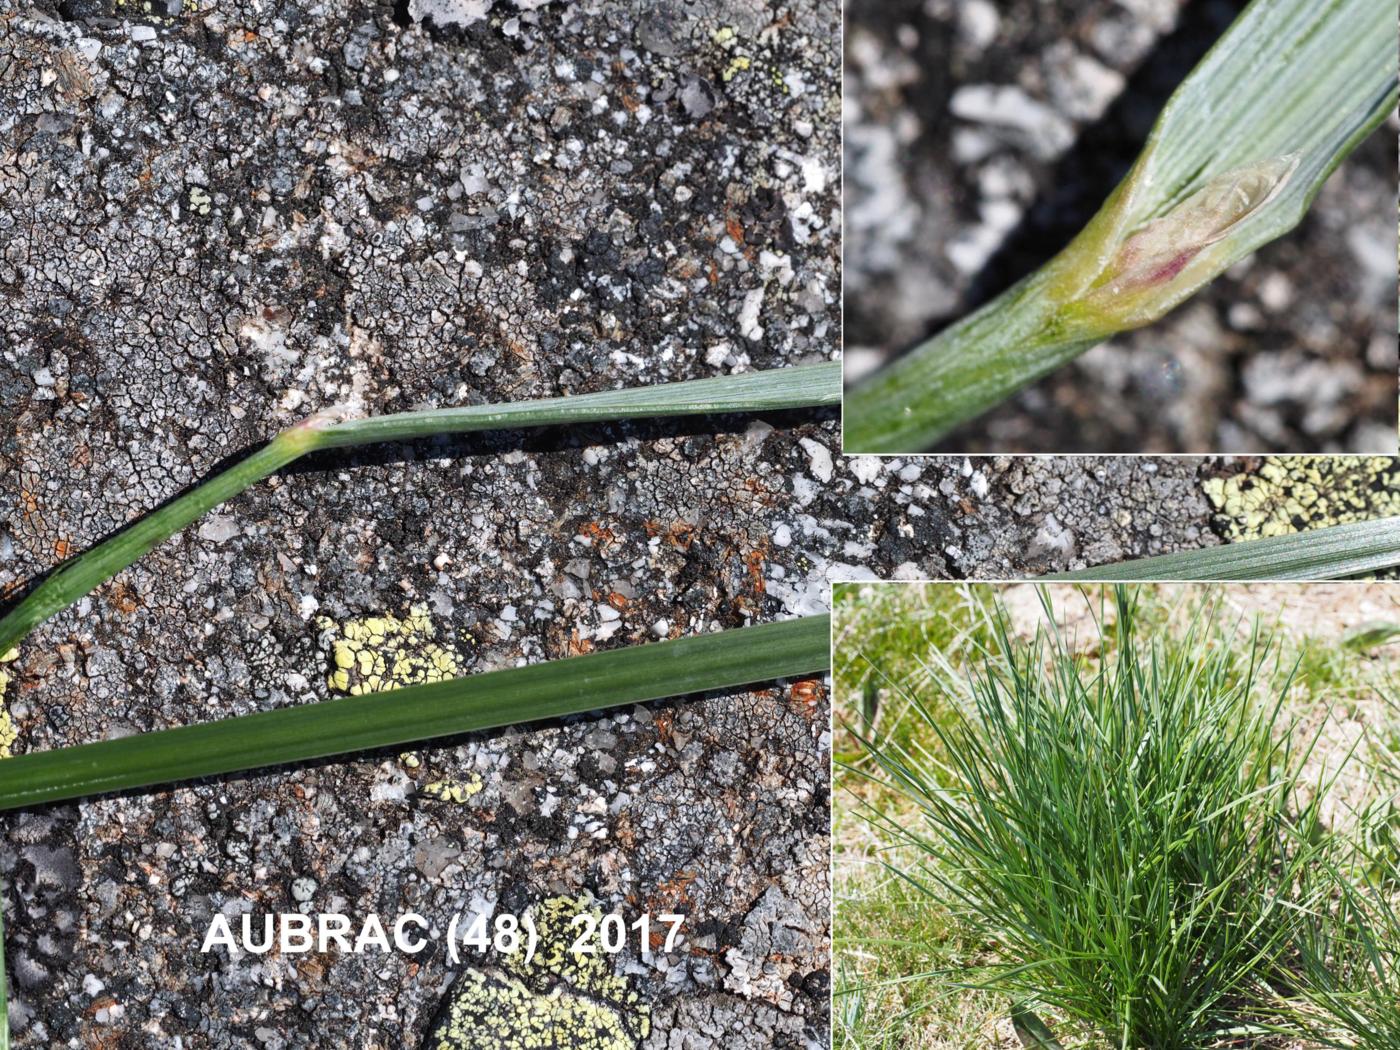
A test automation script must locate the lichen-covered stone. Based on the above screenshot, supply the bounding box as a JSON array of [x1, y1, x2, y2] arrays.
[[1203, 456, 1400, 541], [426, 895, 650, 1050], [0, 0, 838, 1045]]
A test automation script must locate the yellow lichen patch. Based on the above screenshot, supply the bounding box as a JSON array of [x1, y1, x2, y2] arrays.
[[0, 647, 16, 758], [427, 895, 650, 1050], [427, 969, 636, 1050], [419, 776, 483, 804], [722, 55, 751, 82], [1203, 457, 1400, 542], [710, 24, 752, 84], [316, 606, 459, 696], [505, 896, 643, 1016]]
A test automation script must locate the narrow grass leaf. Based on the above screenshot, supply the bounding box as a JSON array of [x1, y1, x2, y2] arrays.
[[843, 0, 1398, 451], [1011, 1005, 1066, 1050], [1046, 517, 1400, 581], [0, 362, 839, 658], [1342, 621, 1400, 650], [0, 615, 829, 811]]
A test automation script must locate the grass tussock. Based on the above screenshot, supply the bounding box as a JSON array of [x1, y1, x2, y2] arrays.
[[836, 584, 1400, 1050]]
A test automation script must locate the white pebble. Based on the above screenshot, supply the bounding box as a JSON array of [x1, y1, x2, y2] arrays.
[[798, 438, 834, 483], [958, 0, 1000, 50], [291, 876, 317, 902]]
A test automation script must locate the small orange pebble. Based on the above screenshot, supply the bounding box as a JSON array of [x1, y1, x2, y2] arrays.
[[789, 677, 825, 714], [744, 548, 767, 595], [579, 521, 616, 550]]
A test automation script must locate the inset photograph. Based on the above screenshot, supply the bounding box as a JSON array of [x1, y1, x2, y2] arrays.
[[842, 0, 1399, 453], [835, 582, 1400, 1048]]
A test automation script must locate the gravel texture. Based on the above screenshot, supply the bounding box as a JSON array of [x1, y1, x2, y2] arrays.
[[844, 0, 1398, 453], [0, 0, 837, 1045]]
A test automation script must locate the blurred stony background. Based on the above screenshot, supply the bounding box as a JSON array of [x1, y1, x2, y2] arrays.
[[0, 0, 837, 1045], [844, 0, 1398, 453]]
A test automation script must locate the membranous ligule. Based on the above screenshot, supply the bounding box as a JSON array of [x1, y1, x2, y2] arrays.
[[1096, 153, 1301, 295]]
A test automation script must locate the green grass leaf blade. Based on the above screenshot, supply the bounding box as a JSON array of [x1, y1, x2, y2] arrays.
[[0, 437, 303, 660], [1342, 621, 1400, 650], [0, 363, 838, 658], [0, 615, 830, 812], [844, 0, 1398, 452], [1011, 1006, 1066, 1050], [314, 360, 841, 449], [1046, 517, 1400, 581]]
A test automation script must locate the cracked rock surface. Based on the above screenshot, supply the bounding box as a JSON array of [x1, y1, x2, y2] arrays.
[[0, 0, 836, 1045], [844, 0, 1397, 453]]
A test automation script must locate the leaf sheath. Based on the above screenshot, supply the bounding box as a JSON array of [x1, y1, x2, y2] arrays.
[[844, 0, 1398, 452]]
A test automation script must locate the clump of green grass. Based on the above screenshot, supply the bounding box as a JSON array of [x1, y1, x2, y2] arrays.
[[1295, 682, 1400, 1049], [1295, 848, 1400, 1050], [854, 587, 1334, 1049]]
